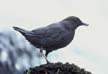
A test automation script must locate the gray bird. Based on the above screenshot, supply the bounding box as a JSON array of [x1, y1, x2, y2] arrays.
[[13, 16, 88, 63]]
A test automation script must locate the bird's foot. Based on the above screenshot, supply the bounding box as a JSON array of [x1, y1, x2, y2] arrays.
[[43, 55, 51, 64], [46, 60, 51, 64]]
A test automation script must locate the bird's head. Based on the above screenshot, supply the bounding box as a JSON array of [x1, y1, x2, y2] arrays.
[[63, 16, 89, 27]]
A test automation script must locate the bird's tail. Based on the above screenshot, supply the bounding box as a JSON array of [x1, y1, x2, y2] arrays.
[[13, 26, 29, 36]]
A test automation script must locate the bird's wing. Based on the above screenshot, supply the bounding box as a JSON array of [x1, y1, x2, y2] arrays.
[[26, 26, 64, 39], [25, 24, 67, 44], [26, 22, 65, 38]]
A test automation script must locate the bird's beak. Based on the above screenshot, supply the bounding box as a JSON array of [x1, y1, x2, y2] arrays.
[[82, 22, 89, 26]]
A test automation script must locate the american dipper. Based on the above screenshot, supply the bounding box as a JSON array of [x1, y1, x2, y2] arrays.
[[13, 16, 88, 63]]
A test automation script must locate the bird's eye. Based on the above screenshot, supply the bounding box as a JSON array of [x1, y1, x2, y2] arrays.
[[72, 19, 77, 23]]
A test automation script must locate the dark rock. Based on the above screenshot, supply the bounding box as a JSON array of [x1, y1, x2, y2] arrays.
[[25, 62, 92, 74]]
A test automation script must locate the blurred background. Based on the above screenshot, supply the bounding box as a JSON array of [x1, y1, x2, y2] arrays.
[[0, 0, 108, 74]]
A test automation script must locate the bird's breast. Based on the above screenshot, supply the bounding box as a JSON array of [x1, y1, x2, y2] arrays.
[[46, 31, 75, 50], [60, 31, 74, 47]]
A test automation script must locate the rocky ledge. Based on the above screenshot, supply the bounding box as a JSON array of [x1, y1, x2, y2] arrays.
[[25, 62, 92, 74]]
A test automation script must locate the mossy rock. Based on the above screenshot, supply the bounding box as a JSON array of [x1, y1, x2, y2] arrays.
[[25, 62, 92, 74]]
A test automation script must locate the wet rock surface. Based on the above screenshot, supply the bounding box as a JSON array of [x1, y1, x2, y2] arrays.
[[25, 62, 92, 74]]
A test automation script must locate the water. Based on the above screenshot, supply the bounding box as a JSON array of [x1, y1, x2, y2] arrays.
[[0, 30, 42, 74]]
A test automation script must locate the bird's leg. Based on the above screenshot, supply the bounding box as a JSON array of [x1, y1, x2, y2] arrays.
[[40, 48, 50, 64]]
